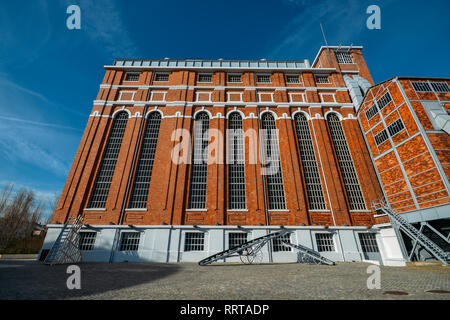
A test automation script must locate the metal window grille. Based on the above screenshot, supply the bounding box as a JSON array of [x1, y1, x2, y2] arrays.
[[358, 233, 379, 253], [257, 75, 271, 83], [119, 232, 140, 251], [431, 82, 450, 93], [286, 75, 300, 84], [315, 75, 330, 84], [387, 118, 405, 137], [376, 92, 392, 110], [293, 113, 326, 210], [128, 112, 162, 208], [411, 81, 432, 92], [125, 73, 140, 82], [228, 232, 248, 249], [79, 232, 97, 251], [154, 73, 169, 82], [228, 74, 242, 83], [184, 232, 205, 251], [198, 74, 212, 83], [188, 112, 210, 209], [365, 104, 379, 121], [334, 51, 353, 64], [327, 114, 366, 210], [228, 113, 246, 210], [261, 113, 286, 210], [272, 233, 292, 252], [374, 129, 389, 146], [315, 233, 335, 252], [87, 112, 128, 208]]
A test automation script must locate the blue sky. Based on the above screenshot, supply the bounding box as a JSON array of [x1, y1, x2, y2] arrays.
[[0, 0, 449, 218]]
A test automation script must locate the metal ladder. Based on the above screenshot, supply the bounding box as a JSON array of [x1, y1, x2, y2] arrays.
[[282, 242, 335, 265], [372, 200, 449, 265], [44, 215, 84, 265], [199, 229, 292, 266]]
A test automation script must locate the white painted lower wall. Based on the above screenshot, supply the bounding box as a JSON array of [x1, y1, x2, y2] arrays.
[[40, 224, 406, 266]]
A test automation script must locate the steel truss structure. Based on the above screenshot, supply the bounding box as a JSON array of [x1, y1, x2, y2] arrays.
[[44, 215, 84, 265], [372, 199, 450, 265], [282, 242, 335, 265]]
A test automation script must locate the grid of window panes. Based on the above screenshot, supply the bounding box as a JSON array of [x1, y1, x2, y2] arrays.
[[294, 114, 326, 210], [387, 118, 405, 137], [125, 73, 140, 82], [377, 92, 392, 110], [184, 232, 205, 251], [365, 104, 379, 121], [334, 51, 353, 64], [87, 112, 128, 208], [128, 112, 162, 208], [198, 74, 212, 83], [431, 82, 450, 93], [315, 75, 330, 84], [154, 73, 169, 82], [374, 129, 389, 146], [272, 233, 291, 252], [228, 74, 242, 83], [119, 232, 141, 251], [228, 113, 246, 209], [188, 112, 210, 209], [257, 75, 271, 83], [286, 75, 300, 84], [315, 233, 335, 252], [327, 114, 366, 210], [358, 233, 380, 253], [228, 232, 248, 249], [79, 232, 97, 251], [411, 81, 432, 92], [261, 113, 286, 210]]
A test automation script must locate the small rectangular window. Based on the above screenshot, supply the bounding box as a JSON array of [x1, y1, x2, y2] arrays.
[[198, 74, 212, 83], [184, 232, 205, 251], [387, 118, 405, 137], [365, 104, 379, 121], [411, 81, 432, 92], [334, 51, 353, 64], [228, 74, 242, 83], [154, 73, 169, 82], [272, 233, 292, 252], [119, 232, 140, 251], [286, 75, 300, 84], [431, 82, 450, 93], [125, 73, 140, 82], [358, 233, 379, 253], [79, 232, 97, 251], [228, 232, 248, 249], [316, 75, 330, 84], [377, 92, 392, 110], [315, 233, 335, 252], [374, 129, 389, 146], [257, 75, 271, 83]]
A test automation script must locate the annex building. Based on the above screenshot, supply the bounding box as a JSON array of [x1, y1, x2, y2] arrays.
[[40, 46, 449, 266]]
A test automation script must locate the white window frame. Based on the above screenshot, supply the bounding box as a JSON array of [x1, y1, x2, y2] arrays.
[[256, 74, 271, 84], [196, 91, 212, 102], [227, 91, 243, 102], [315, 75, 331, 84], [198, 73, 213, 83], [286, 74, 302, 84], [154, 73, 170, 82], [125, 72, 140, 82], [319, 93, 337, 103], [288, 92, 306, 103], [227, 73, 242, 83], [258, 92, 274, 102], [150, 91, 167, 102], [118, 90, 136, 101]]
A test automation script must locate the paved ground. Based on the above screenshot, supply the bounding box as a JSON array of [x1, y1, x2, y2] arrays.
[[0, 260, 449, 300]]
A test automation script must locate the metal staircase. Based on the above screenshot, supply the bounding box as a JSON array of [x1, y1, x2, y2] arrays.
[[199, 229, 292, 266], [372, 200, 449, 265], [282, 242, 335, 265], [44, 215, 84, 265]]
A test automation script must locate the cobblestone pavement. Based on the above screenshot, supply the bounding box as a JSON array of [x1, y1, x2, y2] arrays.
[[0, 260, 449, 300]]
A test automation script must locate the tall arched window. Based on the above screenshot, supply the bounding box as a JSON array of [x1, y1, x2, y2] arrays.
[[228, 112, 246, 209], [87, 111, 129, 208], [128, 112, 162, 209], [327, 113, 366, 210], [188, 112, 210, 209], [293, 113, 327, 210], [261, 113, 286, 210]]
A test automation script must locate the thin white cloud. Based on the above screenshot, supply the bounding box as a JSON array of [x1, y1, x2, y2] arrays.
[[0, 115, 82, 132]]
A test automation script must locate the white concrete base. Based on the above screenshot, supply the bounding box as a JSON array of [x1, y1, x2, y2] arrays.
[[40, 224, 405, 266]]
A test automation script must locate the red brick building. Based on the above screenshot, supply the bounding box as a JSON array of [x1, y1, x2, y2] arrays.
[[41, 46, 413, 265]]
